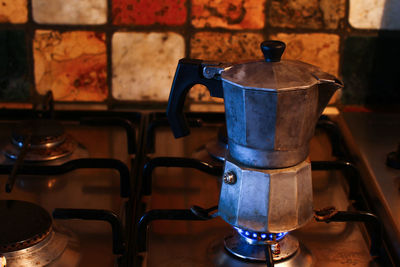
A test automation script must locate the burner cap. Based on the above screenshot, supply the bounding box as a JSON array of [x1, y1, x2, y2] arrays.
[[12, 120, 66, 149], [4, 120, 77, 161], [0, 200, 52, 252], [224, 231, 299, 262]]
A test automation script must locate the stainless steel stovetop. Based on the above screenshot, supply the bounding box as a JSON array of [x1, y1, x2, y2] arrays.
[[0, 109, 139, 267], [1, 108, 398, 267], [135, 111, 396, 267]]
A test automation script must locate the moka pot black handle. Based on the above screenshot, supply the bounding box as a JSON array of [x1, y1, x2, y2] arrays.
[[166, 58, 224, 138]]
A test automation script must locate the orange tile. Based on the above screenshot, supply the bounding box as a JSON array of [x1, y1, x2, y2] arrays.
[[113, 0, 187, 26], [270, 33, 341, 103], [270, 33, 340, 76], [0, 0, 27, 23], [33, 30, 107, 101], [191, 0, 265, 29]]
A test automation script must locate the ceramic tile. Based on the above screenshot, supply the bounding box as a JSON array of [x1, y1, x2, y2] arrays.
[[269, 0, 345, 29], [0, 0, 27, 23], [0, 30, 29, 101], [270, 33, 340, 103], [113, 0, 186, 26], [349, 0, 400, 29], [342, 36, 400, 105], [270, 33, 340, 76], [190, 32, 264, 102], [112, 32, 184, 101], [33, 30, 107, 101], [191, 0, 265, 29], [32, 0, 107, 24]]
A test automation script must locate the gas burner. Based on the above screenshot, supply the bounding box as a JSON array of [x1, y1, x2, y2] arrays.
[[211, 234, 313, 267], [3, 120, 77, 161], [0, 200, 79, 267], [234, 227, 288, 245], [224, 229, 301, 262], [205, 125, 228, 161], [0, 200, 52, 252]]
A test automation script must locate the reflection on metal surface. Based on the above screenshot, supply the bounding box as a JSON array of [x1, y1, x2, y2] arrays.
[[1, 228, 80, 267], [211, 236, 312, 267], [1, 120, 90, 162], [219, 158, 313, 233], [224, 232, 299, 262], [0, 200, 80, 266], [16, 175, 67, 192], [145, 118, 378, 266], [4, 134, 78, 162], [205, 140, 227, 161], [0, 116, 131, 267], [339, 112, 400, 264]]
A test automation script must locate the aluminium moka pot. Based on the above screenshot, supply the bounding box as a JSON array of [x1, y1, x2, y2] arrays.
[[166, 40, 343, 233]]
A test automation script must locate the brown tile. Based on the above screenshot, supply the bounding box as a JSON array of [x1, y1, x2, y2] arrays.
[[0, 0, 27, 23], [190, 32, 264, 102], [0, 30, 30, 101], [112, 0, 187, 26], [269, 0, 345, 29], [191, 0, 265, 29], [33, 30, 107, 101]]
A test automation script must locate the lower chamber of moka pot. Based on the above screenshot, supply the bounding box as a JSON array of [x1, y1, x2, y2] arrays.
[[211, 227, 313, 267]]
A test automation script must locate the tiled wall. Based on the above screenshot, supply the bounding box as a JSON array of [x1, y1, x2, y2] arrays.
[[1, 0, 400, 107]]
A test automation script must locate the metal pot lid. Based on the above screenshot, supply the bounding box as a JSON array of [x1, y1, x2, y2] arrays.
[[221, 40, 339, 92]]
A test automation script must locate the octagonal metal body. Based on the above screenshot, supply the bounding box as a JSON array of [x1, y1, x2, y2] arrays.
[[222, 79, 337, 169], [218, 157, 313, 233]]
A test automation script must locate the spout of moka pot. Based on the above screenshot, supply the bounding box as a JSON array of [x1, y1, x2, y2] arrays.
[[315, 71, 344, 116]]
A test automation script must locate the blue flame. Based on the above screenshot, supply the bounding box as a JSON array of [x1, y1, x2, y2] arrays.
[[234, 227, 288, 242]]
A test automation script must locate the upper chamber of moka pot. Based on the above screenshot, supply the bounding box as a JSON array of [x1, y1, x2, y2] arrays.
[[167, 40, 343, 169]]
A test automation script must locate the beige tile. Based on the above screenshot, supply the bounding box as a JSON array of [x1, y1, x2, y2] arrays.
[[0, 0, 27, 23], [191, 0, 265, 29], [34, 30, 107, 101], [32, 0, 107, 24], [349, 0, 400, 29], [112, 32, 185, 101]]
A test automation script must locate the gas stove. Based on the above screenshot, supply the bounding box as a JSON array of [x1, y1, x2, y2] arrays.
[[0, 106, 398, 267], [0, 102, 140, 266], [134, 111, 397, 267]]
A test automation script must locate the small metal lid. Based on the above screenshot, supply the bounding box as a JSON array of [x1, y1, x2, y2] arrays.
[[221, 40, 338, 92]]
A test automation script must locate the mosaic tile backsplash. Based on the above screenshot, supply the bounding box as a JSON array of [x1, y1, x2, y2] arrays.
[[1, 0, 400, 106]]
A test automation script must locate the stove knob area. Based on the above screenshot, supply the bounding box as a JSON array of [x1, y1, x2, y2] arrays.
[[387, 143, 400, 169]]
